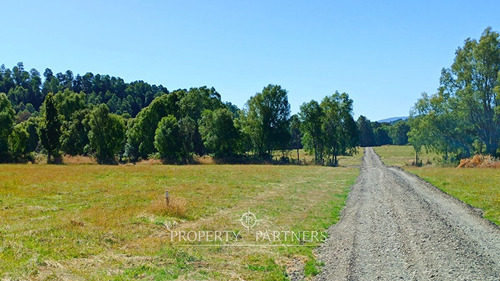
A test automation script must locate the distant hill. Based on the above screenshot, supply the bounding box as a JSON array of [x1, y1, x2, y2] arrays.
[[377, 116, 408, 123]]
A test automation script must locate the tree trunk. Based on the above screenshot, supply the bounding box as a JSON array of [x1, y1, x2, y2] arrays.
[[486, 130, 498, 156]]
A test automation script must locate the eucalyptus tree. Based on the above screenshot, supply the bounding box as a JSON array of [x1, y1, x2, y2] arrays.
[[242, 84, 291, 158]]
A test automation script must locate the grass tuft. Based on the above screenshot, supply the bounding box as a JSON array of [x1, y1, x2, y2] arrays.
[[148, 196, 189, 219]]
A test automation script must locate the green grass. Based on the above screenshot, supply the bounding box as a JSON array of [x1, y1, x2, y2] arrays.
[[372, 145, 440, 167], [0, 150, 362, 280], [373, 145, 500, 226]]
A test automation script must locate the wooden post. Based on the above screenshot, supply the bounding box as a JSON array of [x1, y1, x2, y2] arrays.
[[165, 190, 170, 207]]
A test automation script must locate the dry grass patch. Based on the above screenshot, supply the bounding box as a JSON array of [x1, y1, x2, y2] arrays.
[[148, 195, 188, 219], [63, 155, 97, 165], [135, 158, 163, 165], [457, 154, 500, 168]]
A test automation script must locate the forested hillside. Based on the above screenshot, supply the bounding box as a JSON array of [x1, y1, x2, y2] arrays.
[[0, 63, 167, 118], [1, 65, 373, 165]]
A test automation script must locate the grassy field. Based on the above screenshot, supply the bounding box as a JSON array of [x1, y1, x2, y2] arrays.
[[371, 145, 441, 167], [0, 152, 362, 280], [373, 145, 500, 226]]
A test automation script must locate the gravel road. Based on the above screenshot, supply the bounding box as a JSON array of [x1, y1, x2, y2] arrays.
[[315, 147, 500, 280]]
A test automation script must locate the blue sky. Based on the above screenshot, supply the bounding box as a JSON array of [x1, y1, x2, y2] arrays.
[[2, 0, 499, 120]]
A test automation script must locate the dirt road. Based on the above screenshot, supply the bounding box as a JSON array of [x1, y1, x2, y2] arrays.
[[316, 147, 500, 280]]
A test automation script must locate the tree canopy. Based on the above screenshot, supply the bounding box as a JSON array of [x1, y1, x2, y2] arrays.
[[409, 27, 500, 160], [299, 92, 358, 166], [242, 84, 291, 158], [88, 104, 125, 163]]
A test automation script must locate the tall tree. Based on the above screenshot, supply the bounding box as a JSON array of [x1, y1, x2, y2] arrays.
[[199, 108, 241, 159], [179, 86, 224, 155], [39, 93, 62, 162], [372, 122, 392, 146], [438, 27, 500, 156], [243, 84, 291, 157], [357, 115, 375, 147], [0, 93, 15, 161], [127, 90, 182, 160], [21, 117, 40, 154], [321, 92, 357, 166], [409, 92, 471, 161], [0, 65, 15, 94], [53, 89, 86, 120], [388, 120, 410, 145], [28, 68, 43, 108], [42, 68, 61, 96], [299, 100, 324, 164], [154, 115, 182, 161], [88, 104, 125, 163], [61, 109, 90, 156], [8, 124, 29, 160], [289, 114, 302, 162]]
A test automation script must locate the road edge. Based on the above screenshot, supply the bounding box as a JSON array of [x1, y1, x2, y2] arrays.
[[372, 148, 499, 230]]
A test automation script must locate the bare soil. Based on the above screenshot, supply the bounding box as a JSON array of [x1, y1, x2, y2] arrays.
[[315, 147, 500, 280]]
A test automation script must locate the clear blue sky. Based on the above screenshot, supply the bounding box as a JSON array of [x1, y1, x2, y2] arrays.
[[2, 0, 499, 120]]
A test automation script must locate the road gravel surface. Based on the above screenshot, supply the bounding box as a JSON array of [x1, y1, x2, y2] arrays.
[[315, 147, 500, 280]]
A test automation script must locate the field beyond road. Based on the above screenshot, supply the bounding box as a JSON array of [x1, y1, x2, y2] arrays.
[[374, 145, 500, 226], [0, 153, 361, 280]]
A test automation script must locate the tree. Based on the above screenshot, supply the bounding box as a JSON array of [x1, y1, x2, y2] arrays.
[[179, 86, 224, 155], [0, 65, 15, 95], [388, 120, 410, 145], [299, 100, 324, 164], [199, 108, 241, 159], [225, 102, 240, 118], [42, 68, 62, 96], [88, 104, 125, 163], [357, 115, 375, 147], [321, 92, 357, 166], [61, 109, 90, 156], [53, 89, 86, 120], [0, 93, 15, 161], [435, 27, 500, 156], [107, 93, 121, 113], [289, 114, 302, 162], [39, 93, 62, 162], [7, 86, 29, 111], [12, 62, 29, 88], [21, 117, 40, 154], [409, 92, 472, 161], [127, 91, 182, 160], [8, 124, 29, 159], [407, 115, 428, 166], [178, 116, 196, 160], [154, 115, 182, 161], [243, 84, 291, 158], [372, 122, 392, 146]]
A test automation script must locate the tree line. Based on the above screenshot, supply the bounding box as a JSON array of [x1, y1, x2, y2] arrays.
[[356, 116, 409, 147], [408, 27, 500, 163], [1, 66, 370, 165]]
